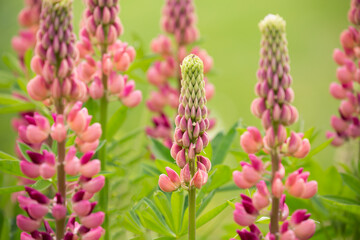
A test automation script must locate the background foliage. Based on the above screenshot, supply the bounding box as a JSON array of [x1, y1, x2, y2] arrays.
[[0, 0, 356, 239]]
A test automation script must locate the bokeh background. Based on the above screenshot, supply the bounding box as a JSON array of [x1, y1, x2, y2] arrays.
[[0, 0, 351, 239], [0, 0, 349, 167]]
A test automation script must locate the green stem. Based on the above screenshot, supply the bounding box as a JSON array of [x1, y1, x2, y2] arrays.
[[188, 156, 196, 240], [55, 101, 66, 240], [269, 123, 280, 240], [99, 44, 110, 240]]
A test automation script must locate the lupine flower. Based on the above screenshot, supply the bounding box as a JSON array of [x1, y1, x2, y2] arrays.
[[67, 101, 102, 152], [12, 0, 41, 66], [234, 224, 263, 240], [17, 1, 106, 239], [289, 210, 316, 240], [232, 14, 317, 238], [146, 0, 215, 149], [285, 168, 318, 199], [233, 154, 265, 189], [20, 150, 55, 179], [27, 0, 87, 104], [160, 54, 210, 191], [76, 0, 142, 106], [252, 180, 270, 210], [327, 0, 360, 146], [233, 194, 259, 227], [161, 0, 199, 45]]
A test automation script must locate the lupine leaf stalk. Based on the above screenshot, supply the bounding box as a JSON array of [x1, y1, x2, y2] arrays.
[[327, 0, 360, 149], [232, 15, 317, 240], [17, 0, 105, 239], [76, 0, 142, 238], [146, 0, 215, 149], [158, 54, 211, 240]]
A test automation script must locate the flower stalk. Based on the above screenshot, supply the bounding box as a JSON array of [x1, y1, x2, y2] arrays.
[[146, 0, 215, 149], [232, 14, 316, 240], [76, 0, 142, 238], [158, 54, 211, 240]]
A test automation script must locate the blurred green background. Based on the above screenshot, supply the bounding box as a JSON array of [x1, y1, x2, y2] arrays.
[[0, 0, 351, 239], [0, 0, 349, 168]]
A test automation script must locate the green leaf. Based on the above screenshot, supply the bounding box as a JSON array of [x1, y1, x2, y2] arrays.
[[0, 94, 25, 105], [171, 190, 185, 234], [196, 201, 228, 228], [31, 180, 52, 191], [24, 49, 33, 72], [0, 185, 24, 195], [154, 237, 176, 240], [212, 122, 238, 165], [123, 212, 143, 234], [142, 198, 175, 236], [0, 160, 25, 177], [320, 195, 360, 216], [205, 165, 232, 192], [340, 173, 360, 195], [155, 159, 178, 175], [136, 204, 175, 237], [0, 102, 35, 114], [196, 191, 215, 216], [256, 216, 270, 224], [17, 141, 33, 162], [0, 151, 18, 161], [106, 105, 128, 140], [150, 138, 173, 162], [0, 70, 16, 88], [153, 191, 175, 232], [303, 127, 315, 140], [2, 53, 23, 74], [17, 78, 28, 93], [200, 141, 212, 160], [95, 140, 106, 154], [217, 183, 239, 192], [305, 138, 332, 159]]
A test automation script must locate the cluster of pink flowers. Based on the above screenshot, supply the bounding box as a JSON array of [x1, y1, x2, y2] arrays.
[[146, 0, 215, 148], [75, 0, 141, 107], [158, 54, 211, 192], [327, 0, 360, 146], [12, 0, 41, 65], [18, 185, 105, 240], [232, 14, 317, 240], [15, 1, 106, 239]]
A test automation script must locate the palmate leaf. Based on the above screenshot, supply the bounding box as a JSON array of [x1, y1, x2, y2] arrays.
[[123, 211, 144, 234], [153, 191, 175, 231], [136, 201, 176, 237], [171, 190, 185, 234]]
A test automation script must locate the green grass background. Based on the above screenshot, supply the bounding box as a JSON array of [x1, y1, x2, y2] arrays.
[[0, 0, 351, 239]]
